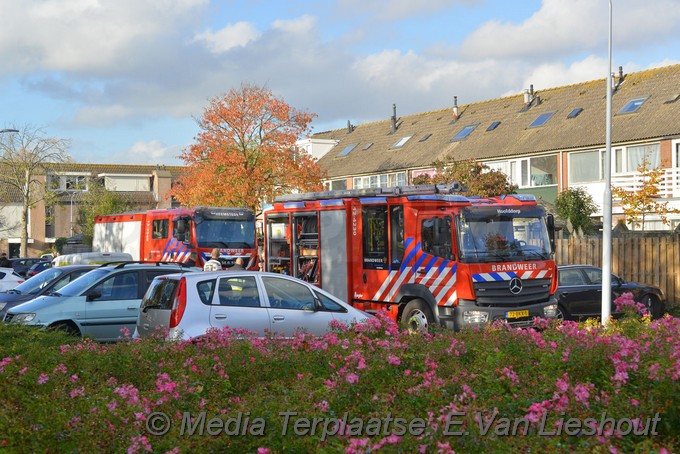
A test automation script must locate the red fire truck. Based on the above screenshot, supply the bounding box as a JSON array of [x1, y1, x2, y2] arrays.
[[264, 184, 558, 331], [93, 207, 258, 269]]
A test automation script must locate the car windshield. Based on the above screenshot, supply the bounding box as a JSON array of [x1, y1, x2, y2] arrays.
[[10, 268, 63, 295], [456, 206, 551, 263], [58, 268, 112, 297], [195, 219, 255, 249]]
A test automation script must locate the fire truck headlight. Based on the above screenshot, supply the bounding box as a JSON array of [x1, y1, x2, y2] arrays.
[[543, 304, 558, 318], [463, 310, 488, 324]]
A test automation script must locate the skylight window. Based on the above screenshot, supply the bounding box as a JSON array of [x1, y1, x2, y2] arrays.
[[567, 108, 583, 119], [486, 121, 501, 131], [618, 97, 646, 114], [528, 112, 554, 128], [451, 124, 477, 141], [419, 133, 432, 142], [362, 143, 373, 150], [337, 144, 358, 157], [391, 136, 413, 149]]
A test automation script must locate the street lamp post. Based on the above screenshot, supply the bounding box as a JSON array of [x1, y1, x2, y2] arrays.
[[601, 0, 613, 325]]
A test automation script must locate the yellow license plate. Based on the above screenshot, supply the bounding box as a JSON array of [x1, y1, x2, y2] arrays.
[[506, 310, 529, 319]]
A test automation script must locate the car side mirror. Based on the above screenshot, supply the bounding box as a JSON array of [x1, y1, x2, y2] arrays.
[[303, 300, 319, 312], [86, 290, 102, 302], [546, 214, 556, 253]]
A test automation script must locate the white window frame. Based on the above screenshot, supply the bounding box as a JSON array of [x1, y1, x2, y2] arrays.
[[353, 172, 406, 189], [483, 154, 557, 188], [613, 143, 660, 174], [568, 149, 605, 184]]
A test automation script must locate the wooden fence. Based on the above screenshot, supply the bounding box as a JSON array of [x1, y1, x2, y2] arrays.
[[555, 234, 680, 305]]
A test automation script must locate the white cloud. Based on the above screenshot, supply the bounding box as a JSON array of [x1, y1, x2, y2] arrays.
[[335, 0, 479, 21], [271, 15, 317, 35], [0, 0, 209, 73], [193, 21, 260, 53], [459, 0, 680, 61], [117, 140, 183, 165]]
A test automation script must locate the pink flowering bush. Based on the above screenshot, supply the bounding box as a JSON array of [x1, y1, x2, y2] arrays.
[[0, 311, 677, 452]]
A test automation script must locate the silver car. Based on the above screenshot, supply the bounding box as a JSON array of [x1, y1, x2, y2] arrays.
[[5, 263, 197, 341], [135, 271, 372, 340]]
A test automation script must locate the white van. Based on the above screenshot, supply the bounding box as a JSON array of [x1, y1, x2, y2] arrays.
[[52, 252, 133, 267]]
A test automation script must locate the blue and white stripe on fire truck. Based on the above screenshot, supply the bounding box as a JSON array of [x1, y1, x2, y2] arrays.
[[472, 270, 549, 282], [372, 237, 459, 307], [161, 238, 190, 263]]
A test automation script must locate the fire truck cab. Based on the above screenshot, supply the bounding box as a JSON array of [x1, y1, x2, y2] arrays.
[[264, 184, 559, 331]]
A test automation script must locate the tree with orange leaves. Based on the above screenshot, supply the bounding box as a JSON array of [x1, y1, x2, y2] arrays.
[[171, 84, 325, 211]]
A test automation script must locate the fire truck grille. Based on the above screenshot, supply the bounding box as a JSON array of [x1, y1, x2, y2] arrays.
[[473, 278, 551, 307]]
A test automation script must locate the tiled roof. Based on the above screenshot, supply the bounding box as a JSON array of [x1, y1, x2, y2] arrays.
[[47, 163, 184, 179], [316, 64, 680, 179], [0, 163, 184, 203]]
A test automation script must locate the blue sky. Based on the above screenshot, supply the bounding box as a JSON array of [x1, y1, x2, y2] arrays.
[[1, 0, 679, 166]]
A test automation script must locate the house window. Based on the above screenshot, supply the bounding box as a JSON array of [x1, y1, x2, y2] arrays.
[[529, 155, 557, 186], [66, 176, 87, 190], [486, 121, 501, 131], [391, 136, 412, 149], [353, 172, 406, 190], [451, 124, 477, 141], [337, 144, 357, 157], [567, 108, 583, 119], [528, 113, 554, 128], [569, 150, 603, 183], [675, 142, 680, 168], [618, 97, 647, 114], [330, 180, 347, 190]]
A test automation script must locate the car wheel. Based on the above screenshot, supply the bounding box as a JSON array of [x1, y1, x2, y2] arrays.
[[402, 299, 435, 333], [50, 321, 81, 337], [555, 305, 571, 321], [641, 295, 663, 319]]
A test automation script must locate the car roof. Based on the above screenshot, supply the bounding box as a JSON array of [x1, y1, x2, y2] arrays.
[[97, 262, 196, 271], [557, 264, 596, 270]]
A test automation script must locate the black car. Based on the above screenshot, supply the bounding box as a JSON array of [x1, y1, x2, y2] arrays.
[[10, 257, 48, 278], [0, 265, 96, 320], [556, 265, 666, 320], [26, 260, 52, 278]]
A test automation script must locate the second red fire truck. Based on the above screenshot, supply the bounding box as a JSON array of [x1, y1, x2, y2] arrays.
[[264, 184, 558, 331], [93, 206, 258, 269]]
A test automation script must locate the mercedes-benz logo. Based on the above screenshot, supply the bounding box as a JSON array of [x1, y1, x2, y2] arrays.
[[509, 277, 523, 294]]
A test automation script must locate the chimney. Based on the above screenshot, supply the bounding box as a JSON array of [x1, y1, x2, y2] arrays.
[[452, 96, 459, 120], [523, 85, 535, 105], [347, 120, 353, 133], [390, 104, 397, 133], [614, 65, 625, 90]]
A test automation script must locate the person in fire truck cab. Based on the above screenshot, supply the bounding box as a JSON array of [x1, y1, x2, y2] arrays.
[[203, 248, 223, 271], [231, 257, 245, 270]]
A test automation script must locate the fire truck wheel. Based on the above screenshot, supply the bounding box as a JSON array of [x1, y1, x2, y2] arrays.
[[402, 299, 434, 333]]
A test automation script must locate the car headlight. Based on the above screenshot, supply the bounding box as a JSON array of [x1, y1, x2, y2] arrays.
[[543, 304, 558, 318], [463, 310, 489, 324], [11, 313, 36, 323]]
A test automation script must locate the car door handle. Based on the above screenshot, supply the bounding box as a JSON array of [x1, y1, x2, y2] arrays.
[[272, 315, 285, 321], [214, 314, 227, 319], [127, 306, 137, 310]]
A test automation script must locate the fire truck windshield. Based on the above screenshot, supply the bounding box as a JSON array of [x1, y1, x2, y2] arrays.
[[195, 219, 255, 249], [456, 208, 551, 263]]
